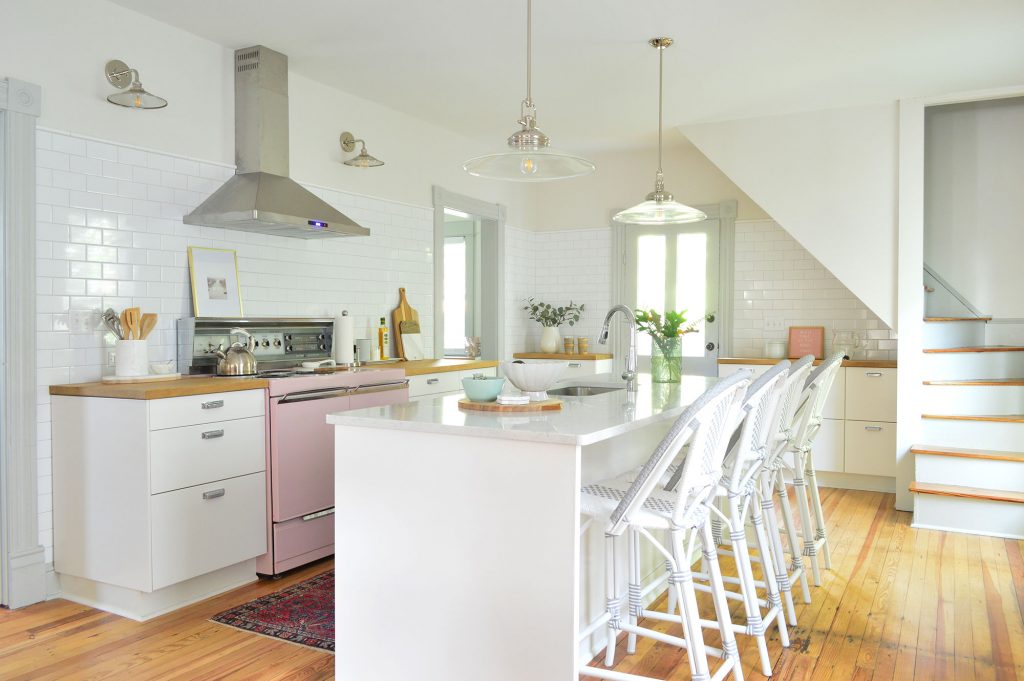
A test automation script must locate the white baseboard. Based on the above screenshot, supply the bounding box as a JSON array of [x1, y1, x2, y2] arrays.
[[814, 471, 896, 494], [58, 560, 258, 621], [910, 521, 1024, 541], [4, 546, 46, 609]]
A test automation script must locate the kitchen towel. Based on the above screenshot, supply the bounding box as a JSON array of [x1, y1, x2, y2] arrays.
[[334, 310, 354, 365]]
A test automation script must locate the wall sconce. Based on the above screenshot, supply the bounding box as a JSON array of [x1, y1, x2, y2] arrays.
[[340, 132, 384, 167], [104, 60, 167, 109]]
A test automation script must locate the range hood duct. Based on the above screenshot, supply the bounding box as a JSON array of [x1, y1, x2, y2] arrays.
[[184, 46, 369, 239]]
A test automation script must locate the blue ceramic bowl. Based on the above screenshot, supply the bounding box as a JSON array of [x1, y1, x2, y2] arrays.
[[462, 376, 506, 402]]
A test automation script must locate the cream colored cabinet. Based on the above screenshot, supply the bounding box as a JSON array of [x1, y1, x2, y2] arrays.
[[718, 362, 897, 480], [844, 421, 897, 477], [51, 389, 268, 619], [407, 366, 498, 399]]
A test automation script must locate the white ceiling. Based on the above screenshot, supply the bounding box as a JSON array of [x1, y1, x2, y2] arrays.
[[111, 0, 1024, 152]]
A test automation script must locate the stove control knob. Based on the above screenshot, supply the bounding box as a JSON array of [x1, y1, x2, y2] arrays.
[[286, 345, 293, 352], [273, 339, 282, 348], [319, 343, 327, 351], [284, 334, 292, 341], [261, 339, 270, 348], [318, 333, 325, 340]]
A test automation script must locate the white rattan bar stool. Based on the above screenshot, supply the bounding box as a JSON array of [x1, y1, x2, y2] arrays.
[[778, 351, 844, 586], [578, 371, 752, 681]]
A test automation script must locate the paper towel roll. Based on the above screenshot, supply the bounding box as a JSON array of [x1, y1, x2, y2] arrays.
[[334, 310, 355, 365]]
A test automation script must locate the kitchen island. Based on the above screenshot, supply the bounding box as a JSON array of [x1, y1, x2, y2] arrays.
[[328, 374, 718, 681]]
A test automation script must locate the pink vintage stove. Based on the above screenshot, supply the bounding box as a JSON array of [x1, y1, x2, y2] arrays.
[[178, 317, 409, 576]]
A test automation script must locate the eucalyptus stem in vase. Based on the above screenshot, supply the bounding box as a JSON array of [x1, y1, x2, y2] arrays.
[[523, 298, 585, 353], [635, 309, 712, 383]]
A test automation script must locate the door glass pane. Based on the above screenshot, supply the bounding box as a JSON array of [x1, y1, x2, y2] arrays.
[[443, 238, 467, 350], [676, 233, 707, 356], [636, 234, 666, 356]]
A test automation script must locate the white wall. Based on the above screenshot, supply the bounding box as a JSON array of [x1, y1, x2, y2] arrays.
[[0, 0, 534, 228], [734, 220, 896, 360], [924, 96, 1024, 318], [532, 139, 767, 231], [682, 103, 899, 329]]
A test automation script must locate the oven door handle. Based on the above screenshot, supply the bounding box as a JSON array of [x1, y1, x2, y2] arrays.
[[277, 387, 353, 404], [351, 379, 410, 395]]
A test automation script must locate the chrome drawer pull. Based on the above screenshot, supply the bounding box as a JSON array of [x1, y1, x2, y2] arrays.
[[568, 363, 582, 368], [302, 508, 336, 522], [201, 400, 224, 409], [201, 429, 224, 440], [202, 488, 225, 500], [864, 425, 883, 431], [865, 372, 883, 377], [426, 378, 440, 385]]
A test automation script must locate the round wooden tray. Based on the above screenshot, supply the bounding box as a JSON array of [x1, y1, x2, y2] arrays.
[[458, 398, 562, 412]]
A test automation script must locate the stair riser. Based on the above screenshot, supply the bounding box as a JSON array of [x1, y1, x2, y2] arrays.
[[923, 322, 987, 350], [923, 352, 1024, 380], [915, 453, 1024, 490], [921, 418, 1024, 450], [913, 494, 1024, 540], [922, 385, 1024, 414]]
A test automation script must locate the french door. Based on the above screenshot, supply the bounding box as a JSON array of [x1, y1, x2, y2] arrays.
[[624, 219, 720, 376]]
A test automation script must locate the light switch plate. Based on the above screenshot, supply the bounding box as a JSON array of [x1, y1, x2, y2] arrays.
[[68, 309, 97, 334], [764, 317, 785, 332]]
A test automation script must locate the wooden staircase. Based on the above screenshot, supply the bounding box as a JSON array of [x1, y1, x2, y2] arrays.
[[912, 316, 1024, 539]]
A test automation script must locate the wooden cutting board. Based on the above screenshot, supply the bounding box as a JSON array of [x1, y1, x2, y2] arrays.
[[391, 288, 419, 360], [458, 398, 563, 412]]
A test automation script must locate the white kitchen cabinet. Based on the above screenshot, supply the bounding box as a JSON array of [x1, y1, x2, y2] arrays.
[[718, 362, 897, 481], [812, 419, 845, 473], [844, 421, 897, 477], [406, 366, 498, 399], [51, 389, 268, 620], [845, 368, 897, 422], [518, 357, 614, 378]]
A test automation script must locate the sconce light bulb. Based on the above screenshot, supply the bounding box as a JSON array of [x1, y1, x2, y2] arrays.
[[520, 157, 537, 176]]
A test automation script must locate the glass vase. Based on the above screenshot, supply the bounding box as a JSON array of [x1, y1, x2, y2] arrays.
[[651, 337, 682, 383]]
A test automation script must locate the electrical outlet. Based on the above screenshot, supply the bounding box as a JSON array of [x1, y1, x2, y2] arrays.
[[107, 351, 116, 367], [764, 317, 785, 332], [68, 309, 97, 334]]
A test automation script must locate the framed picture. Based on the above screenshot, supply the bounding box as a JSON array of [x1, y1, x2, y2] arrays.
[[188, 247, 243, 318], [788, 325, 825, 359]]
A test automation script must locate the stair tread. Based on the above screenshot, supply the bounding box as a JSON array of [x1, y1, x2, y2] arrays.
[[911, 444, 1024, 462], [923, 345, 1024, 354], [909, 482, 1024, 504], [924, 378, 1024, 386], [923, 316, 993, 322], [922, 413, 1024, 423]]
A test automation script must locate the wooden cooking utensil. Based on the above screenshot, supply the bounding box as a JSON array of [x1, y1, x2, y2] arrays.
[[139, 313, 158, 340], [120, 309, 132, 340], [391, 288, 419, 360], [127, 307, 141, 340]]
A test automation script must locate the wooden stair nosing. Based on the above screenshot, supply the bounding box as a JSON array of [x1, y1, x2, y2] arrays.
[[909, 481, 1024, 505], [910, 444, 1024, 463], [922, 413, 1024, 424], [923, 316, 993, 322], [923, 345, 1024, 354], [923, 378, 1024, 386]]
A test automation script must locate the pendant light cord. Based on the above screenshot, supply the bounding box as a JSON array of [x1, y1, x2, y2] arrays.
[[657, 42, 664, 176], [525, 0, 533, 108]]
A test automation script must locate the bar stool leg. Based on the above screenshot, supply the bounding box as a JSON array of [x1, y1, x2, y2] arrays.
[[806, 458, 831, 570], [603, 533, 619, 668], [790, 451, 821, 586], [727, 496, 773, 677], [759, 474, 797, 625], [698, 522, 745, 681], [776, 468, 811, 603], [750, 493, 790, 648], [626, 527, 640, 655]]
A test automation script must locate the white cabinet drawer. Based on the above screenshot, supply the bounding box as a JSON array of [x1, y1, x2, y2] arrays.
[[844, 421, 896, 477], [811, 418, 845, 473], [408, 372, 461, 398], [460, 367, 497, 380], [718, 363, 770, 379], [846, 368, 896, 422], [523, 358, 614, 378], [148, 389, 265, 430], [151, 472, 267, 590], [150, 416, 266, 494]]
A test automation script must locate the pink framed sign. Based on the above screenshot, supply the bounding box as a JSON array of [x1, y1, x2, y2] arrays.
[[788, 326, 825, 359]]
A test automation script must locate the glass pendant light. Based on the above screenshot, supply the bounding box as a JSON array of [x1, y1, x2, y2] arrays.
[[613, 38, 705, 225], [462, 0, 595, 182], [104, 60, 168, 110]]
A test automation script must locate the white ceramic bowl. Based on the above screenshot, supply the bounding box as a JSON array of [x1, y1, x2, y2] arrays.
[[150, 360, 175, 375], [501, 360, 568, 401]]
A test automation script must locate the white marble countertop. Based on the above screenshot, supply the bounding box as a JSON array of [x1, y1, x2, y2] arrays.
[[327, 373, 717, 446]]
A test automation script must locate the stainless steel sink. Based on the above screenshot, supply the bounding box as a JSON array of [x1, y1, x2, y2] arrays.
[[547, 385, 625, 397]]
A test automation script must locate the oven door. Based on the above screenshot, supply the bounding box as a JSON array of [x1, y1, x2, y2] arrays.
[[269, 387, 352, 522]]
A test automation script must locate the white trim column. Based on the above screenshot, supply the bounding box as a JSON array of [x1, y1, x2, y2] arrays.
[[0, 77, 45, 608]]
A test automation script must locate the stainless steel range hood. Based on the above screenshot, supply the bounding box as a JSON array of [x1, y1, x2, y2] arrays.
[[184, 46, 369, 239]]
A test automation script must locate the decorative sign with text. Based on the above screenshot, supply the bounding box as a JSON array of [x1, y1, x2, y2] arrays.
[[788, 326, 825, 359]]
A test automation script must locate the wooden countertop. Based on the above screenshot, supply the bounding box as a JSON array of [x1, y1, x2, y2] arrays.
[[718, 357, 897, 369], [48, 376, 268, 400], [512, 352, 613, 361]]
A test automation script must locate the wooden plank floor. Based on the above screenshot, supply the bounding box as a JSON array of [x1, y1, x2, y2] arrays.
[[2, 489, 1023, 680], [582, 488, 1024, 681], [0, 558, 334, 681]]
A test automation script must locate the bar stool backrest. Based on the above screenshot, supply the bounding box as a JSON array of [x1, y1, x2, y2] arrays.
[[607, 370, 752, 536], [770, 355, 815, 462], [790, 351, 845, 451], [722, 360, 791, 495]]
